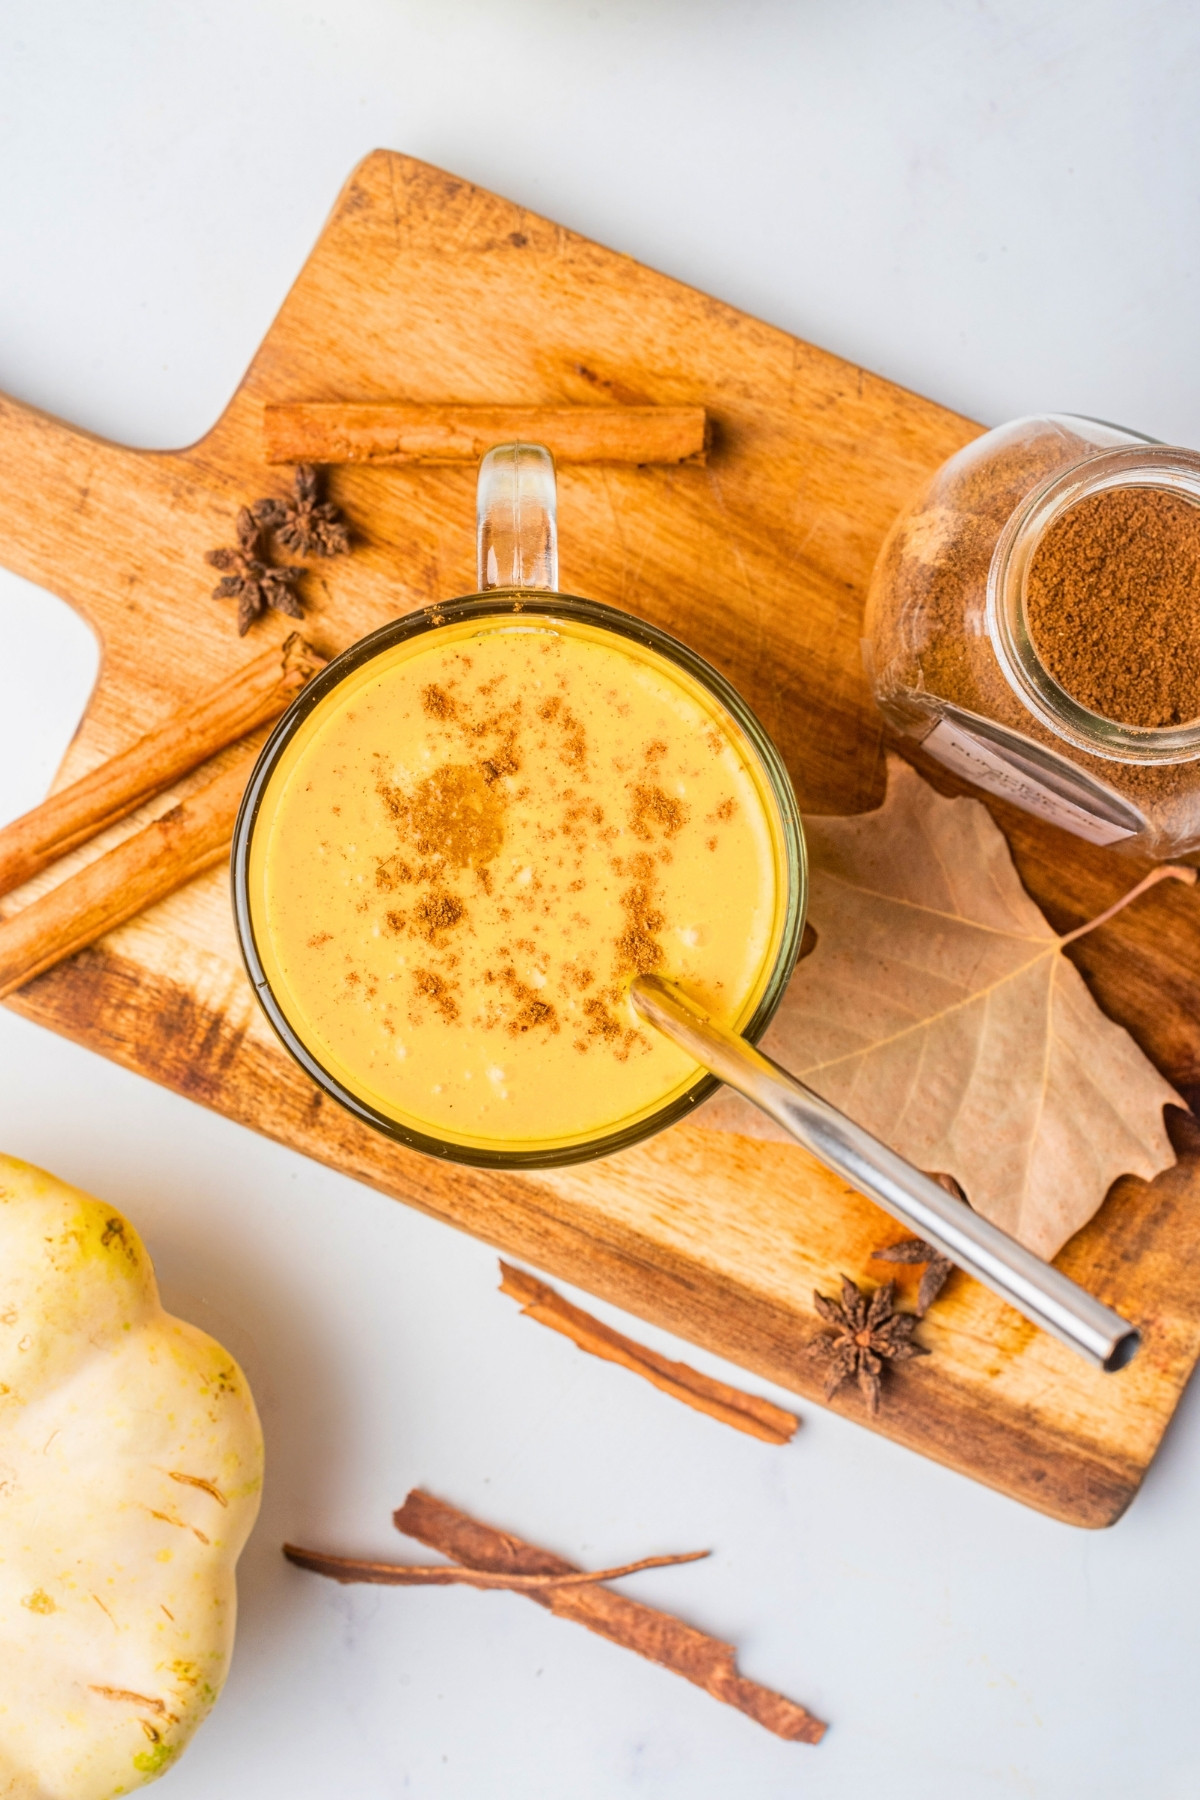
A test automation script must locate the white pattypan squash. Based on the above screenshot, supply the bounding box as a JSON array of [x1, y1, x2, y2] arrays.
[[0, 1155, 263, 1797]]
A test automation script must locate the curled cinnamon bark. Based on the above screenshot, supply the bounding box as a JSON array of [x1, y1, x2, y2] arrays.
[[0, 634, 324, 899], [0, 744, 259, 1000], [499, 1263, 798, 1444], [392, 1490, 826, 1745]]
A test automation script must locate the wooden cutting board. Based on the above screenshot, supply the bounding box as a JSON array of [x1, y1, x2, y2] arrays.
[[3, 151, 1199, 1527]]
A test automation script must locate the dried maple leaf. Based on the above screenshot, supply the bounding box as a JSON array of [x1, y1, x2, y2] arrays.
[[703, 756, 1193, 1258], [253, 463, 350, 557], [808, 1275, 927, 1413], [206, 508, 305, 634]]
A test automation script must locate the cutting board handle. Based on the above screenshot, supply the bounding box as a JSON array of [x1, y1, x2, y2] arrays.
[[0, 390, 167, 635]]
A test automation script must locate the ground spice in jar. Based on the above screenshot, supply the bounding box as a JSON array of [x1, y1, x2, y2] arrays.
[[1024, 486, 1200, 728], [863, 415, 1200, 855], [865, 417, 1096, 737]]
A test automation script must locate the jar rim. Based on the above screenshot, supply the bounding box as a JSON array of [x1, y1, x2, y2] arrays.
[[985, 445, 1200, 765]]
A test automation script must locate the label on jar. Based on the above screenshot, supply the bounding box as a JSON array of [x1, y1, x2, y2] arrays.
[[921, 715, 1141, 845]]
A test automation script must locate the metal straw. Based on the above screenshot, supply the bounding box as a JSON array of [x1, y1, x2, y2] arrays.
[[630, 973, 1139, 1372]]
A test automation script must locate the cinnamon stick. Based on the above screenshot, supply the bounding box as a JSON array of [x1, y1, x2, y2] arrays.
[[393, 1490, 826, 1745], [0, 743, 260, 1000], [499, 1263, 798, 1445], [263, 403, 708, 467], [0, 634, 325, 900], [283, 1544, 708, 1590]]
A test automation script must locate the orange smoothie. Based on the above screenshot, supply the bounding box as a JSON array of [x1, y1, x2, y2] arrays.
[[246, 614, 789, 1153]]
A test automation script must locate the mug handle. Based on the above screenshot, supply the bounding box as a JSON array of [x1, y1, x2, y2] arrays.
[[476, 442, 559, 592]]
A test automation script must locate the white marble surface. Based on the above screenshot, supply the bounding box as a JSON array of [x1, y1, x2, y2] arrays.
[[2, 4, 1199, 1795]]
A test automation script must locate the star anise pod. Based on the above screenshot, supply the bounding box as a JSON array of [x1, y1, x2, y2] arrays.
[[808, 1275, 928, 1414], [870, 1173, 962, 1315], [206, 508, 305, 636], [870, 1238, 955, 1316], [252, 463, 350, 557]]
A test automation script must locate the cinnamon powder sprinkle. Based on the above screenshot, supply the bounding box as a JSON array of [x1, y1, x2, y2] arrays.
[[1026, 485, 1200, 728], [615, 883, 666, 975], [480, 735, 521, 785], [375, 855, 414, 891], [412, 890, 466, 942], [423, 684, 456, 720], [413, 969, 459, 1022], [583, 995, 622, 1041], [404, 764, 506, 868], [629, 783, 688, 840], [509, 994, 559, 1035]]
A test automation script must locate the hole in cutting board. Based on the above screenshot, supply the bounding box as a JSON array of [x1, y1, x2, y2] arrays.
[[0, 569, 99, 830]]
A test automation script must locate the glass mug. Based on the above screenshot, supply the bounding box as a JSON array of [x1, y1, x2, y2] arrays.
[[232, 444, 806, 1168]]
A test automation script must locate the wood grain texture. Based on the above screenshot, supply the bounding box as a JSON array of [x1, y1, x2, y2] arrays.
[[263, 402, 708, 465], [2, 151, 1199, 1525]]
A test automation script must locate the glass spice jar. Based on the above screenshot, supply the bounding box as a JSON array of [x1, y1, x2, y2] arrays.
[[863, 413, 1200, 858]]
